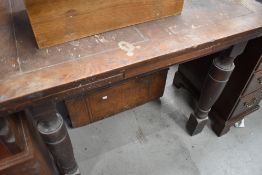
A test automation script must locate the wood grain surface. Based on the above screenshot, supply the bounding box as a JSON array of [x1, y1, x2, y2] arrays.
[[24, 0, 184, 48], [66, 69, 168, 127], [0, 0, 262, 115]]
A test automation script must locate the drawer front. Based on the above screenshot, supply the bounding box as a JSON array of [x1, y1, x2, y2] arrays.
[[231, 89, 262, 118], [243, 70, 262, 95], [66, 69, 168, 128]]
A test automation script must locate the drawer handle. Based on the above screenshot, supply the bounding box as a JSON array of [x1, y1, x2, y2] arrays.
[[244, 98, 257, 108], [258, 78, 262, 85]]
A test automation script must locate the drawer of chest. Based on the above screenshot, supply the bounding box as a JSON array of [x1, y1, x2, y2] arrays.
[[243, 70, 262, 96], [231, 89, 262, 119]]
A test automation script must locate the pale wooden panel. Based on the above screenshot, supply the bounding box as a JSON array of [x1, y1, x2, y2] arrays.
[[24, 0, 184, 48]]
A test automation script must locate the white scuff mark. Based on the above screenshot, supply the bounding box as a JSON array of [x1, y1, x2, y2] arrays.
[[46, 49, 49, 54], [118, 41, 140, 57], [102, 96, 108, 100], [165, 29, 173, 35], [56, 47, 62, 52], [95, 38, 99, 43], [112, 35, 116, 40], [94, 34, 109, 43], [69, 40, 80, 47], [191, 24, 200, 29], [166, 25, 177, 35]]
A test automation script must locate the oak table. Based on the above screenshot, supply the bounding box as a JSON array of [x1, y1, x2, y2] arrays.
[[1, 0, 262, 174]]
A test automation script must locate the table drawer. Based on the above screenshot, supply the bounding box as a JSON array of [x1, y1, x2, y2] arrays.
[[243, 70, 262, 95], [66, 69, 168, 128], [231, 89, 262, 119]]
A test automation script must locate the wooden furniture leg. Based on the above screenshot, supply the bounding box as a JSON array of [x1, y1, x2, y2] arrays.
[[0, 117, 22, 154], [0, 117, 15, 145], [187, 42, 248, 136], [28, 102, 80, 175]]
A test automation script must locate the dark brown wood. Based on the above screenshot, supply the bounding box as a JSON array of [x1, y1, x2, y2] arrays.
[[27, 102, 80, 175], [1, 0, 262, 116], [230, 89, 262, 119], [0, 117, 21, 154], [257, 57, 262, 71], [66, 69, 168, 128], [243, 70, 262, 95], [187, 42, 247, 136], [0, 114, 57, 175], [174, 36, 262, 136]]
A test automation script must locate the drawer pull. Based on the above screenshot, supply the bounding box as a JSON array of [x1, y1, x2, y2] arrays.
[[258, 78, 262, 85], [244, 98, 257, 108]]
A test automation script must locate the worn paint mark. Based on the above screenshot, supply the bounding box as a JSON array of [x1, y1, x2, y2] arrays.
[[94, 34, 108, 43], [191, 24, 200, 29], [56, 47, 62, 52], [118, 41, 140, 57], [70, 40, 80, 47], [166, 25, 177, 35]]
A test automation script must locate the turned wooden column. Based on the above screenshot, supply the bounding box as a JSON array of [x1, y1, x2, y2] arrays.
[[27, 102, 80, 175], [187, 42, 248, 136]]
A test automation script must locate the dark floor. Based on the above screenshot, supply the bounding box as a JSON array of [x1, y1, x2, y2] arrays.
[[68, 66, 262, 175]]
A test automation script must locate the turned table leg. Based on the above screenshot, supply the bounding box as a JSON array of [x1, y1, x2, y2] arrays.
[[28, 102, 80, 175], [187, 42, 248, 136]]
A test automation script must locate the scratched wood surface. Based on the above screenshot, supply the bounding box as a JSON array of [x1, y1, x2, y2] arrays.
[[0, 0, 262, 115], [24, 0, 184, 48]]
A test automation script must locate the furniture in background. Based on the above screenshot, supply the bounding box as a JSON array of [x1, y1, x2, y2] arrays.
[[0, 114, 57, 175], [1, 0, 262, 174], [174, 36, 262, 136]]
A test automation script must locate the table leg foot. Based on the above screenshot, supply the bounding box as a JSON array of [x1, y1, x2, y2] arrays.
[[211, 122, 230, 137], [187, 114, 209, 136], [187, 42, 247, 136]]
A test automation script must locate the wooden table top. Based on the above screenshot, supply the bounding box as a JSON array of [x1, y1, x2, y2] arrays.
[[1, 0, 262, 115]]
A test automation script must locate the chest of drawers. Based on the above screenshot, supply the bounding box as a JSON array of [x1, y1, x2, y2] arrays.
[[174, 36, 262, 136]]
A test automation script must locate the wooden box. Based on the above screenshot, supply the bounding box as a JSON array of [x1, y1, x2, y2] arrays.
[[23, 0, 184, 48], [0, 114, 57, 175], [65, 69, 168, 128]]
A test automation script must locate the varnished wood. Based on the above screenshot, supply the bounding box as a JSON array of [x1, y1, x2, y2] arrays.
[[24, 0, 184, 48], [66, 69, 168, 128], [0, 114, 57, 175], [0, 117, 21, 155]]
